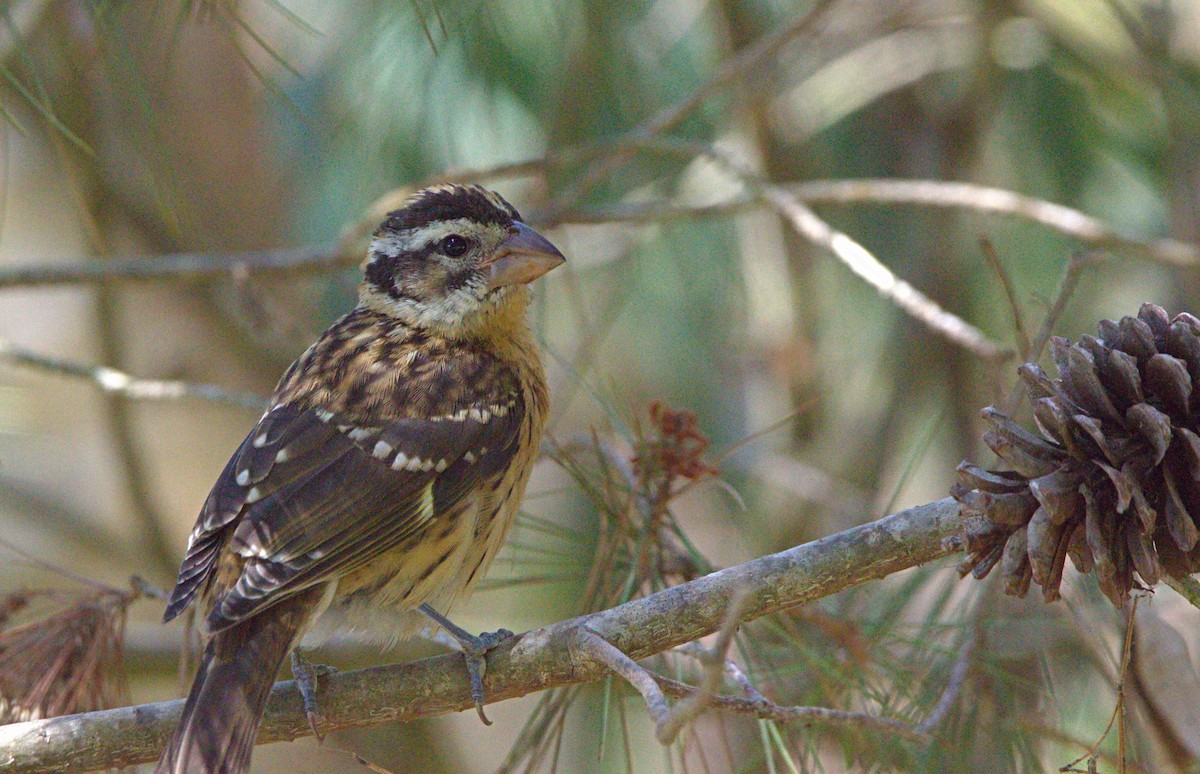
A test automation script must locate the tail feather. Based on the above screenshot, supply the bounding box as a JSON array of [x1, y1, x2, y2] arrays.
[[157, 590, 320, 774]]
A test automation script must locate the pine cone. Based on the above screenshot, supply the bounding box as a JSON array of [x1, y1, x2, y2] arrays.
[[953, 303, 1200, 607]]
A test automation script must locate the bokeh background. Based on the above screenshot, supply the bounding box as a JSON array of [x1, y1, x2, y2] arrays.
[[1, 0, 1200, 771]]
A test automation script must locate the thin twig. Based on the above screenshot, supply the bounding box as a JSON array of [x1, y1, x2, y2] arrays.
[[998, 251, 1102, 416], [609, 140, 1014, 360], [128, 576, 170, 603], [0, 537, 125, 596], [1025, 251, 1103, 364], [1061, 595, 1141, 773], [546, 136, 1015, 362], [574, 627, 671, 727], [551, 179, 1200, 270], [0, 244, 347, 290], [649, 673, 928, 743], [656, 590, 752, 743], [0, 179, 1183, 290], [1022, 719, 1152, 774], [916, 628, 976, 736], [578, 589, 925, 748], [756, 181, 1009, 361], [788, 179, 1200, 267], [550, 0, 838, 215], [979, 237, 1032, 357], [0, 338, 266, 410]]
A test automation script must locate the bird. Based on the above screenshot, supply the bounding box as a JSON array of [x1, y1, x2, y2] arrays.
[[155, 184, 564, 774]]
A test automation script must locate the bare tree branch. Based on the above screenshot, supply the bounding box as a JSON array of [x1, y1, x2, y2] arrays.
[[0, 244, 348, 290], [787, 179, 1200, 268], [0, 179, 1188, 292], [0, 497, 962, 772], [759, 183, 1011, 361], [0, 338, 266, 410]]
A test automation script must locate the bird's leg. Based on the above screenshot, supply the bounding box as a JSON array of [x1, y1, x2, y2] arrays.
[[418, 603, 513, 725], [290, 650, 339, 741]]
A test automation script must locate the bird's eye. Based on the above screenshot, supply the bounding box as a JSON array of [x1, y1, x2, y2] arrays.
[[439, 234, 470, 257]]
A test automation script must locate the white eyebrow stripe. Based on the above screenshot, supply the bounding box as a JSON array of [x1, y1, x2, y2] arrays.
[[369, 218, 488, 259]]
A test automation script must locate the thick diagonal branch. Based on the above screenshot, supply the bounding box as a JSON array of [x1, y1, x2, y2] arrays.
[[0, 498, 961, 772]]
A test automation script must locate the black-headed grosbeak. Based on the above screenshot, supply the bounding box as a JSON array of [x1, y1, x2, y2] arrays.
[[155, 184, 564, 774]]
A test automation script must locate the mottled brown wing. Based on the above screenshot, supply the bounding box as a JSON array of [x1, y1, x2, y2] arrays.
[[162, 399, 523, 632]]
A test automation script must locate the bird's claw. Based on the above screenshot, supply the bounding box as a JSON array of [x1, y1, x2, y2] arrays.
[[291, 651, 339, 741], [458, 628, 514, 724], [419, 604, 514, 724]]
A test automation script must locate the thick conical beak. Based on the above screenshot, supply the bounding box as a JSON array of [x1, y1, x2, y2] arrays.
[[484, 222, 565, 290]]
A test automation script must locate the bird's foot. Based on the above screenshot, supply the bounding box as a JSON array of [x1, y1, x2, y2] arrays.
[[418, 603, 513, 725], [290, 650, 339, 741]]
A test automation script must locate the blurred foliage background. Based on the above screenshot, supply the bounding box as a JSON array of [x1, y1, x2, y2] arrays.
[[1, 0, 1200, 771]]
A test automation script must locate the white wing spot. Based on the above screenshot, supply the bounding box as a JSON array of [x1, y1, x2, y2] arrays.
[[252, 433, 269, 448], [348, 427, 374, 441], [275, 447, 291, 463], [469, 407, 491, 423], [464, 451, 477, 464], [246, 486, 264, 504], [373, 440, 394, 459], [315, 410, 334, 423], [392, 452, 410, 470], [405, 456, 426, 472], [434, 458, 448, 473], [236, 469, 250, 486]]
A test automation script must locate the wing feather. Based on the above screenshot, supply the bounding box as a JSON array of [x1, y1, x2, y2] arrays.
[[164, 395, 525, 631]]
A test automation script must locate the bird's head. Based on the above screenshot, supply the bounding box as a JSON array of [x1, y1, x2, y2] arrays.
[[360, 184, 564, 338]]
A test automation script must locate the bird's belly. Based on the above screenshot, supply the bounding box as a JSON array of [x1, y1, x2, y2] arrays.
[[312, 495, 484, 645]]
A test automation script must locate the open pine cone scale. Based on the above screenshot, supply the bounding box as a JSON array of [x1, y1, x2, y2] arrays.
[[954, 303, 1200, 606]]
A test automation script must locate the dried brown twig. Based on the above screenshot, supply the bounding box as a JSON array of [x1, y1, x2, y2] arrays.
[[502, 404, 720, 770], [0, 540, 154, 725], [1061, 596, 1141, 773]]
